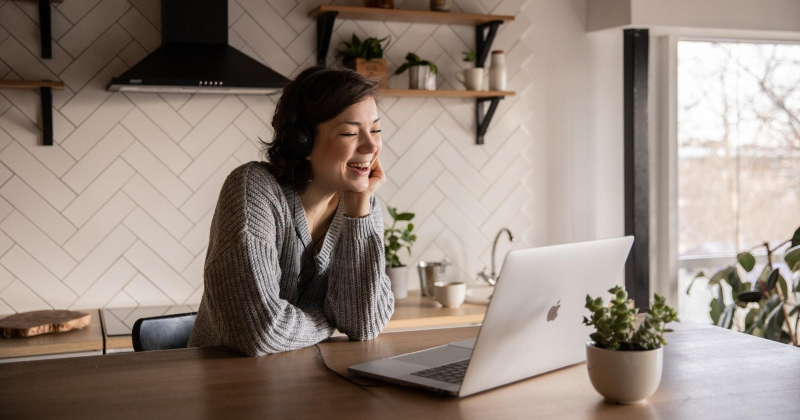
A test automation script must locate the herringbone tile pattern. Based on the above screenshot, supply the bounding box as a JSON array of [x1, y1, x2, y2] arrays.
[[0, 0, 535, 314]]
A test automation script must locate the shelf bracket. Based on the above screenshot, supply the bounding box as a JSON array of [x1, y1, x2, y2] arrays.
[[475, 21, 502, 68], [38, 0, 52, 59], [476, 96, 503, 145], [40, 86, 53, 145], [316, 11, 338, 66]]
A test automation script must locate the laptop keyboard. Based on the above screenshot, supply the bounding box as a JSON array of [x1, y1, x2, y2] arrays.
[[410, 359, 469, 384]]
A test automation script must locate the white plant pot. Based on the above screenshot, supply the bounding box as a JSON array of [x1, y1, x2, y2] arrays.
[[408, 65, 430, 90], [585, 342, 663, 404], [386, 266, 409, 300]]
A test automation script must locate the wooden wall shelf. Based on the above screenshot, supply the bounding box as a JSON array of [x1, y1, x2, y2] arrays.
[[308, 5, 514, 25], [0, 80, 65, 146], [380, 89, 514, 98], [309, 5, 515, 144]]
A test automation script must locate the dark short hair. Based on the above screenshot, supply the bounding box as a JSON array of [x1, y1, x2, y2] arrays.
[[260, 66, 380, 194]]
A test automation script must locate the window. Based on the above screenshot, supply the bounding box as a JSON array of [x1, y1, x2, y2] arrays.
[[677, 40, 800, 321]]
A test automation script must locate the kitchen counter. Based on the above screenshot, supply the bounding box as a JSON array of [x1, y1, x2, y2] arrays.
[[103, 291, 486, 352], [0, 291, 487, 359], [0, 309, 103, 363]]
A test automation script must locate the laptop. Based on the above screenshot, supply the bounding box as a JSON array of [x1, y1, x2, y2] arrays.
[[348, 236, 634, 397]]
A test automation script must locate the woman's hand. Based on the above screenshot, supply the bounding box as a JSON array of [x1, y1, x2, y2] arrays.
[[343, 158, 385, 218]]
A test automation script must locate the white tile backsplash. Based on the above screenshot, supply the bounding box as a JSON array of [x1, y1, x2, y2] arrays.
[[0, 0, 534, 313]]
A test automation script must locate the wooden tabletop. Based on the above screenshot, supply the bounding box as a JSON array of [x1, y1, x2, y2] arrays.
[[2, 319, 799, 419], [0, 310, 102, 359]]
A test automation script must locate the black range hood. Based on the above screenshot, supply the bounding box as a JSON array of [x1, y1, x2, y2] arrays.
[[108, 0, 290, 94]]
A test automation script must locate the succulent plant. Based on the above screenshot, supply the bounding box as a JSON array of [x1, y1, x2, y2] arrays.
[[583, 286, 679, 351], [462, 51, 476, 62]]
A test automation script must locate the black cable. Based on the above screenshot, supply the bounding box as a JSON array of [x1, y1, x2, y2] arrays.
[[314, 344, 388, 388]]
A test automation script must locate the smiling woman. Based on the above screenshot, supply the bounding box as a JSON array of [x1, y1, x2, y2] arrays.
[[187, 67, 395, 356]]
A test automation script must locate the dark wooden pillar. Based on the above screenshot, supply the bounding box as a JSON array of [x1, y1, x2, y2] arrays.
[[624, 29, 650, 309]]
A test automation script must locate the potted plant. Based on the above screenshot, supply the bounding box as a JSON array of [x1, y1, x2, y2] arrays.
[[456, 50, 483, 91], [384, 207, 417, 300], [687, 226, 800, 345], [394, 53, 437, 90], [336, 34, 391, 88], [583, 286, 679, 404]]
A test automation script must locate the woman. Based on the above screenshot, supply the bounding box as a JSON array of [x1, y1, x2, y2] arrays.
[[187, 66, 395, 356]]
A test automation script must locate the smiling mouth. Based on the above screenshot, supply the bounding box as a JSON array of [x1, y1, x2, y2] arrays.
[[347, 162, 370, 175]]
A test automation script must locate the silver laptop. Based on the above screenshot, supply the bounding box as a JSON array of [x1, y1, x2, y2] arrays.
[[349, 236, 634, 397]]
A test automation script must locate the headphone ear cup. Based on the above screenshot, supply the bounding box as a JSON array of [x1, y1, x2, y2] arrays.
[[294, 122, 314, 158]]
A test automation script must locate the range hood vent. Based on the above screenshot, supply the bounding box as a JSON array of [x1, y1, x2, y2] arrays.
[[108, 0, 290, 94]]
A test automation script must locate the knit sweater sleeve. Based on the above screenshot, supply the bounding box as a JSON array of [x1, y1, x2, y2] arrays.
[[324, 195, 395, 340], [201, 230, 334, 356]]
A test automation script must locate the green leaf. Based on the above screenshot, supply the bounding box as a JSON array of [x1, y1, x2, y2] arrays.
[[407, 223, 414, 232], [757, 265, 772, 283], [726, 267, 743, 295], [717, 304, 736, 329], [394, 63, 410, 75], [708, 267, 731, 286], [763, 303, 785, 342], [791, 226, 800, 248], [779, 274, 789, 299], [686, 271, 705, 295], [784, 245, 800, 272], [395, 212, 414, 221], [709, 298, 723, 325], [744, 309, 756, 330], [766, 268, 781, 291], [388, 207, 397, 218], [737, 252, 756, 272]]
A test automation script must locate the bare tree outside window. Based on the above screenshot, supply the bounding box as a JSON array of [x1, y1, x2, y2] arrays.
[[677, 40, 800, 321]]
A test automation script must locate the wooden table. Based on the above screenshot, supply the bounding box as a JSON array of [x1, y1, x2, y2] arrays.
[[0, 310, 103, 363], [2, 319, 798, 419]]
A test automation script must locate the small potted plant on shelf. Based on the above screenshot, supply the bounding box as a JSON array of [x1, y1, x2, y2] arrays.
[[336, 34, 391, 88], [457, 50, 483, 91], [384, 207, 417, 300], [583, 286, 679, 404], [395, 53, 437, 90]]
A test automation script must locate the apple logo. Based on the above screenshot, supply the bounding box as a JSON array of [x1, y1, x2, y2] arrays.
[[547, 300, 561, 322]]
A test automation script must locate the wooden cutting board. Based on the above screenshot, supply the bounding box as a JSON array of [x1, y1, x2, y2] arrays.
[[0, 310, 91, 338]]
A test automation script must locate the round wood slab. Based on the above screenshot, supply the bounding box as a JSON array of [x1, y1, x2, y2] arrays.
[[0, 310, 91, 338]]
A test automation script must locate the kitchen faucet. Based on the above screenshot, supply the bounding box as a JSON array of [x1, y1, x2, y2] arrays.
[[477, 228, 516, 286]]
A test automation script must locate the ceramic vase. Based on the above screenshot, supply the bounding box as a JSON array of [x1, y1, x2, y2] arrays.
[[489, 50, 507, 91]]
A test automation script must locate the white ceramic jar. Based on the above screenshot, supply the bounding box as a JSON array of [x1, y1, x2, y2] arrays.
[[386, 266, 409, 300], [489, 50, 506, 91], [585, 341, 663, 404]]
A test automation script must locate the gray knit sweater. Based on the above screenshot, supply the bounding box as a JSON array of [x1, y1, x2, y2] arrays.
[[187, 161, 395, 356]]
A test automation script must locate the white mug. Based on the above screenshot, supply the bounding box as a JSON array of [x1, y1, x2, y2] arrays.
[[457, 68, 484, 91], [434, 282, 467, 308]]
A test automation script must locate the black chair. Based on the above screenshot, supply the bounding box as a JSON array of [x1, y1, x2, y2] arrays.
[[132, 312, 197, 352]]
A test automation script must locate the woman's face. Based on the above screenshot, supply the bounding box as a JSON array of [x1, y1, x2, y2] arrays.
[[308, 97, 381, 194]]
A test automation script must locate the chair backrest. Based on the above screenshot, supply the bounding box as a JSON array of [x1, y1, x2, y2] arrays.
[[132, 312, 197, 352]]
